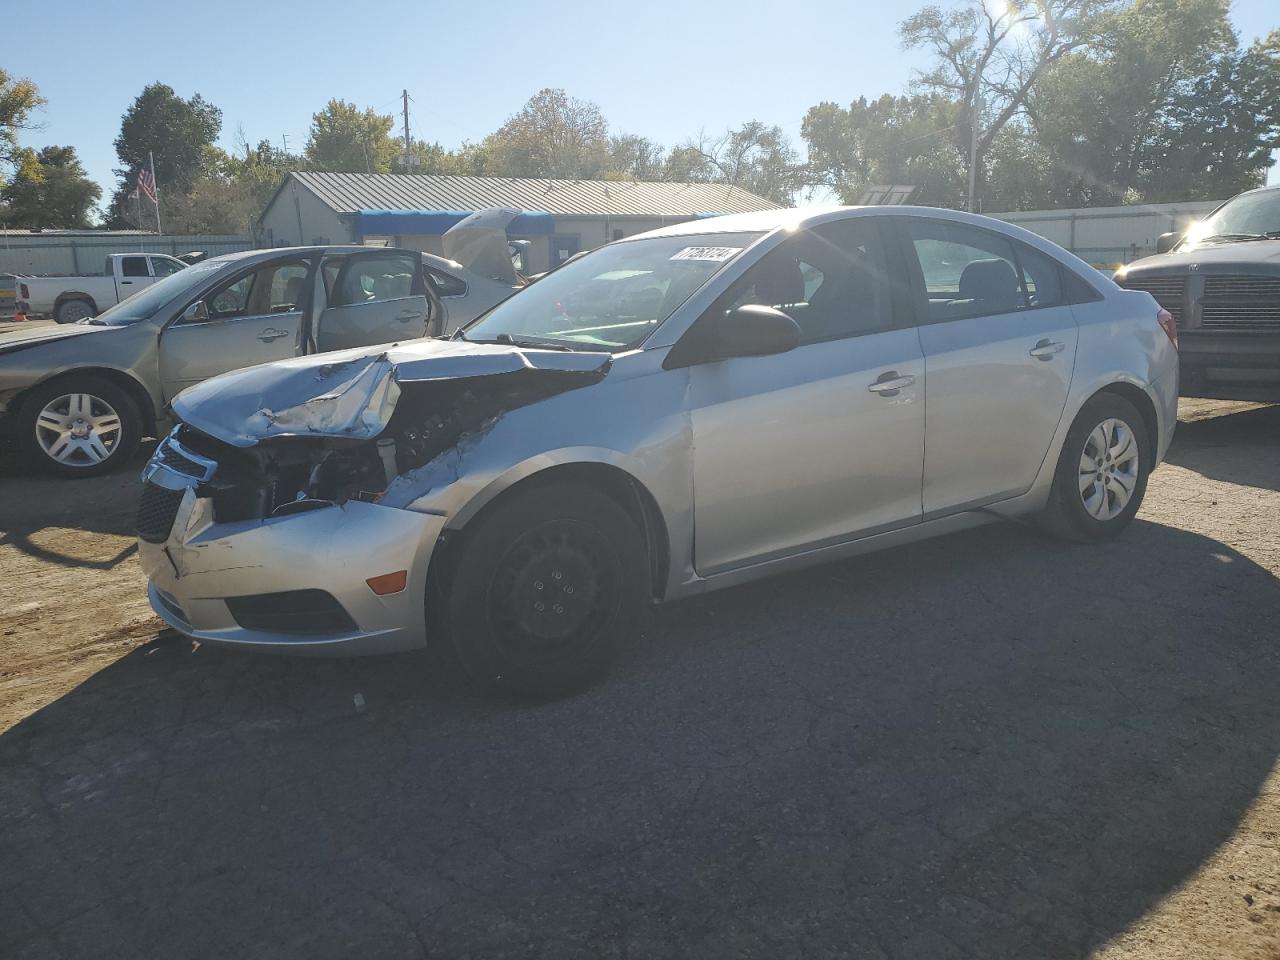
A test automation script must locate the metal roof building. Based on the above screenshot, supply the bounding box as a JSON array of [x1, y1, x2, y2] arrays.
[[259, 171, 780, 273]]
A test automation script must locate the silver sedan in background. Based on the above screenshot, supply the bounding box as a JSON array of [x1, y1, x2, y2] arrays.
[[138, 206, 1179, 699]]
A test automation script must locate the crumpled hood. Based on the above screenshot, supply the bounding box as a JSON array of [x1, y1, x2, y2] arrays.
[[171, 338, 612, 447], [1122, 239, 1280, 276], [0, 323, 113, 357]]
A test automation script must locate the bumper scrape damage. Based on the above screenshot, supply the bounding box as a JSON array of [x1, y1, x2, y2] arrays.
[[139, 339, 611, 654]]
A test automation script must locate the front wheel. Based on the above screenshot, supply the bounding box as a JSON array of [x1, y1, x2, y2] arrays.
[[17, 376, 142, 477], [445, 484, 646, 700], [1038, 392, 1151, 541]]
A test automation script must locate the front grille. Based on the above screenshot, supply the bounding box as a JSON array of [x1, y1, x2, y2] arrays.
[[225, 590, 358, 635], [158, 443, 209, 479], [1119, 275, 1186, 323], [1201, 275, 1280, 328], [136, 482, 186, 543]]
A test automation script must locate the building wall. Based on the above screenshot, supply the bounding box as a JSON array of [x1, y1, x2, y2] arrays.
[[259, 179, 351, 247], [992, 200, 1223, 267], [0, 233, 251, 276]]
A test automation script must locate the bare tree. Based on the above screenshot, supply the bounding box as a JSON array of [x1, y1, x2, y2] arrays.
[[901, 0, 1112, 209]]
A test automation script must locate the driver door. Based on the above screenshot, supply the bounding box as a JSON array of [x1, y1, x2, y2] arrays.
[[315, 250, 429, 352], [158, 257, 311, 400], [684, 218, 926, 575]]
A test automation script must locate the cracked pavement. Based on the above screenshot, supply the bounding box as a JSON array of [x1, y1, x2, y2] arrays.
[[1, 400, 1279, 959]]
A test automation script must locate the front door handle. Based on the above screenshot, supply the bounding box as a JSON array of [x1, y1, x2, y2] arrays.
[[257, 327, 289, 342], [867, 371, 916, 396], [396, 309, 422, 323], [1030, 338, 1065, 360]]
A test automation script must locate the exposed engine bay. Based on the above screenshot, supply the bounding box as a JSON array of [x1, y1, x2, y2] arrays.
[[172, 364, 608, 523]]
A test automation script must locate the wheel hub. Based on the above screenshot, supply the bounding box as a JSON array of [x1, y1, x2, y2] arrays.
[[510, 545, 597, 640]]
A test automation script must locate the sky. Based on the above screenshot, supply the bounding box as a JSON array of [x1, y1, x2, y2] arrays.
[[7, 0, 1279, 209]]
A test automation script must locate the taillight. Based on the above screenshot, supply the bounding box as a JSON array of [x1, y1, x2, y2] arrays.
[[1156, 307, 1178, 349]]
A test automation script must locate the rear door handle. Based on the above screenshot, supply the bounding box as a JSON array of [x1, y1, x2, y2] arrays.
[[1030, 338, 1065, 360], [867, 372, 916, 395], [257, 327, 289, 342]]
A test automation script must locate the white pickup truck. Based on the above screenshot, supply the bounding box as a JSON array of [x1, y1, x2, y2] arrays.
[[18, 253, 188, 323]]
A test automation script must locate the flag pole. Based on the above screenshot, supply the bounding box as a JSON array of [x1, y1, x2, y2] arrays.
[[148, 151, 163, 236]]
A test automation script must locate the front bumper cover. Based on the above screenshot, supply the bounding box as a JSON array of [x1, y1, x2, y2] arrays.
[[140, 488, 445, 656]]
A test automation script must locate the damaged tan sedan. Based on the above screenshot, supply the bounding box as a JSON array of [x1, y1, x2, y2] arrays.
[[139, 207, 1179, 698]]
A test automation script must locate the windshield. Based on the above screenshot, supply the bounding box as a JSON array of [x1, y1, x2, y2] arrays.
[[461, 232, 763, 351], [1181, 189, 1280, 249], [88, 258, 228, 326]]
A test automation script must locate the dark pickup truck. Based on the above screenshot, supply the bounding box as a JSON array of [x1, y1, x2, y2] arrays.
[[1115, 184, 1280, 402]]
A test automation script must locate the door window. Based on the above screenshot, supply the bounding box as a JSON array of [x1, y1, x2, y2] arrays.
[[426, 268, 467, 298], [202, 261, 309, 321], [150, 257, 185, 278], [905, 220, 1030, 321], [721, 218, 893, 343], [121, 256, 149, 278], [332, 253, 418, 307]]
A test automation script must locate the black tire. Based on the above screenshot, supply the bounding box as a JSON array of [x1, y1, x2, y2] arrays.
[[55, 299, 95, 324], [446, 484, 646, 700], [1038, 392, 1152, 542], [17, 376, 143, 478]]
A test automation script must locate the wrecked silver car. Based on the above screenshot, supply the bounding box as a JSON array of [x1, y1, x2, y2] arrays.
[[139, 207, 1178, 698]]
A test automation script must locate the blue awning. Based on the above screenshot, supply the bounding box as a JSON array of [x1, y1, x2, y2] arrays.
[[355, 209, 556, 237]]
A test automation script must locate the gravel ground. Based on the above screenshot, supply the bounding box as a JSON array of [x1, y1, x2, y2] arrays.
[[1, 399, 1278, 959]]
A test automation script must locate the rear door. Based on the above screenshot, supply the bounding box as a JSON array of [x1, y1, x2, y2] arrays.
[[158, 256, 312, 399], [894, 217, 1079, 516], [315, 250, 429, 352]]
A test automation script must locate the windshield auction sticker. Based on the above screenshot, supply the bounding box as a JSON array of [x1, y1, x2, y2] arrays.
[[669, 246, 743, 262]]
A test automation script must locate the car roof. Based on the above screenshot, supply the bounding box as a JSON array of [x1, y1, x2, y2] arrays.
[[628, 205, 1046, 241]]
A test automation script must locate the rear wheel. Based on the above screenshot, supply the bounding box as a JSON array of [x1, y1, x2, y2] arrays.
[[1038, 392, 1151, 541], [446, 484, 646, 700], [55, 299, 94, 324], [18, 376, 142, 477]]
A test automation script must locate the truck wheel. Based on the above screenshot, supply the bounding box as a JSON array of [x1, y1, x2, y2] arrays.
[[1037, 392, 1151, 542], [446, 484, 646, 700], [18, 376, 142, 477], [55, 299, 95, 324]]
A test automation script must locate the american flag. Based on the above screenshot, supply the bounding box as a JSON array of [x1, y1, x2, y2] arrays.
[[136, 166, 157, 203]]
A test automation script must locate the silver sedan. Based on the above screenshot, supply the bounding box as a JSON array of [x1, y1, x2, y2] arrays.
[[137, 206, 1178, 699]]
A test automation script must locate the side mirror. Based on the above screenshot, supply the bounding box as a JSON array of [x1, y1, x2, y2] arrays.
[[1155, 232, 1181, 255], [664, 303, 801, 369], [180, 300, 210, 324]]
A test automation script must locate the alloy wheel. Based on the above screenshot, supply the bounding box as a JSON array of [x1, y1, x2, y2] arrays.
[[1078, 417, 1140, 521], [34, 393, 123, 467]]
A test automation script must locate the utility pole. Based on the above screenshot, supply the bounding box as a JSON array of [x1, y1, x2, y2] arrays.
[[967, 86, 982, 213], [400, 89, 418, 171], [281, 133, 290, 157]]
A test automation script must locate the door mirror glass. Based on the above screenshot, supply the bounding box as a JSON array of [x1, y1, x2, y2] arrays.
[[1156, 232, 1180, 254], [180, 300, 209, 324], [666, 304, 801, 369]]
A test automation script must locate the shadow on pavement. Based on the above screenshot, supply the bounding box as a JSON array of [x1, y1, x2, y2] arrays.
[[1168, 403, 1279, 492], [0, 440, 154, 570], [3, 514, 1277, 959]]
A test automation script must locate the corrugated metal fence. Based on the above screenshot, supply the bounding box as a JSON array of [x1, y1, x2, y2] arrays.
[[0, 233, 253, 277]]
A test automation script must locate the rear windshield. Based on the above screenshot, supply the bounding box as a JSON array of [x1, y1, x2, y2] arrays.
[[460, 232, 763, 352]]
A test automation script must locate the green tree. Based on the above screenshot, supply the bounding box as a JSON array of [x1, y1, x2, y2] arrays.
[[305, 100, 398, 174], [478, 88, 611, 178], [605, 134, 668, 180], [392, 138, 476, 176], [684, 121, 801, 204], [107, 83, 221, 227], [901, 0, 1113, 209], [0, 69, 44, 173], [802, 94, 965, 206], [0, 145, 101, 228]]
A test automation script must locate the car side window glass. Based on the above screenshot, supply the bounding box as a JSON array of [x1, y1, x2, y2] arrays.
[[334, 254, 417, 306], [150, 257, 184, 278], [204, 261, 307, 321], [121, 256, 149, 278], [1014, 242, 1064, 309], [427, 268, 467, 298], [905, 220, 1027, 322], [722, 219, 893, 344]]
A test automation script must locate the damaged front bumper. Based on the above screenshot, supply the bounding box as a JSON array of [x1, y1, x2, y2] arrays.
[[139, 440, 444, 655]]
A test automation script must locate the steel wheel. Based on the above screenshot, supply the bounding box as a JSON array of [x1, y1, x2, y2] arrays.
[[488, 519, 616, 666], [1077, 417, 1140, 521], [56, 300, 93, 323], [34, 392, 123, 467]]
